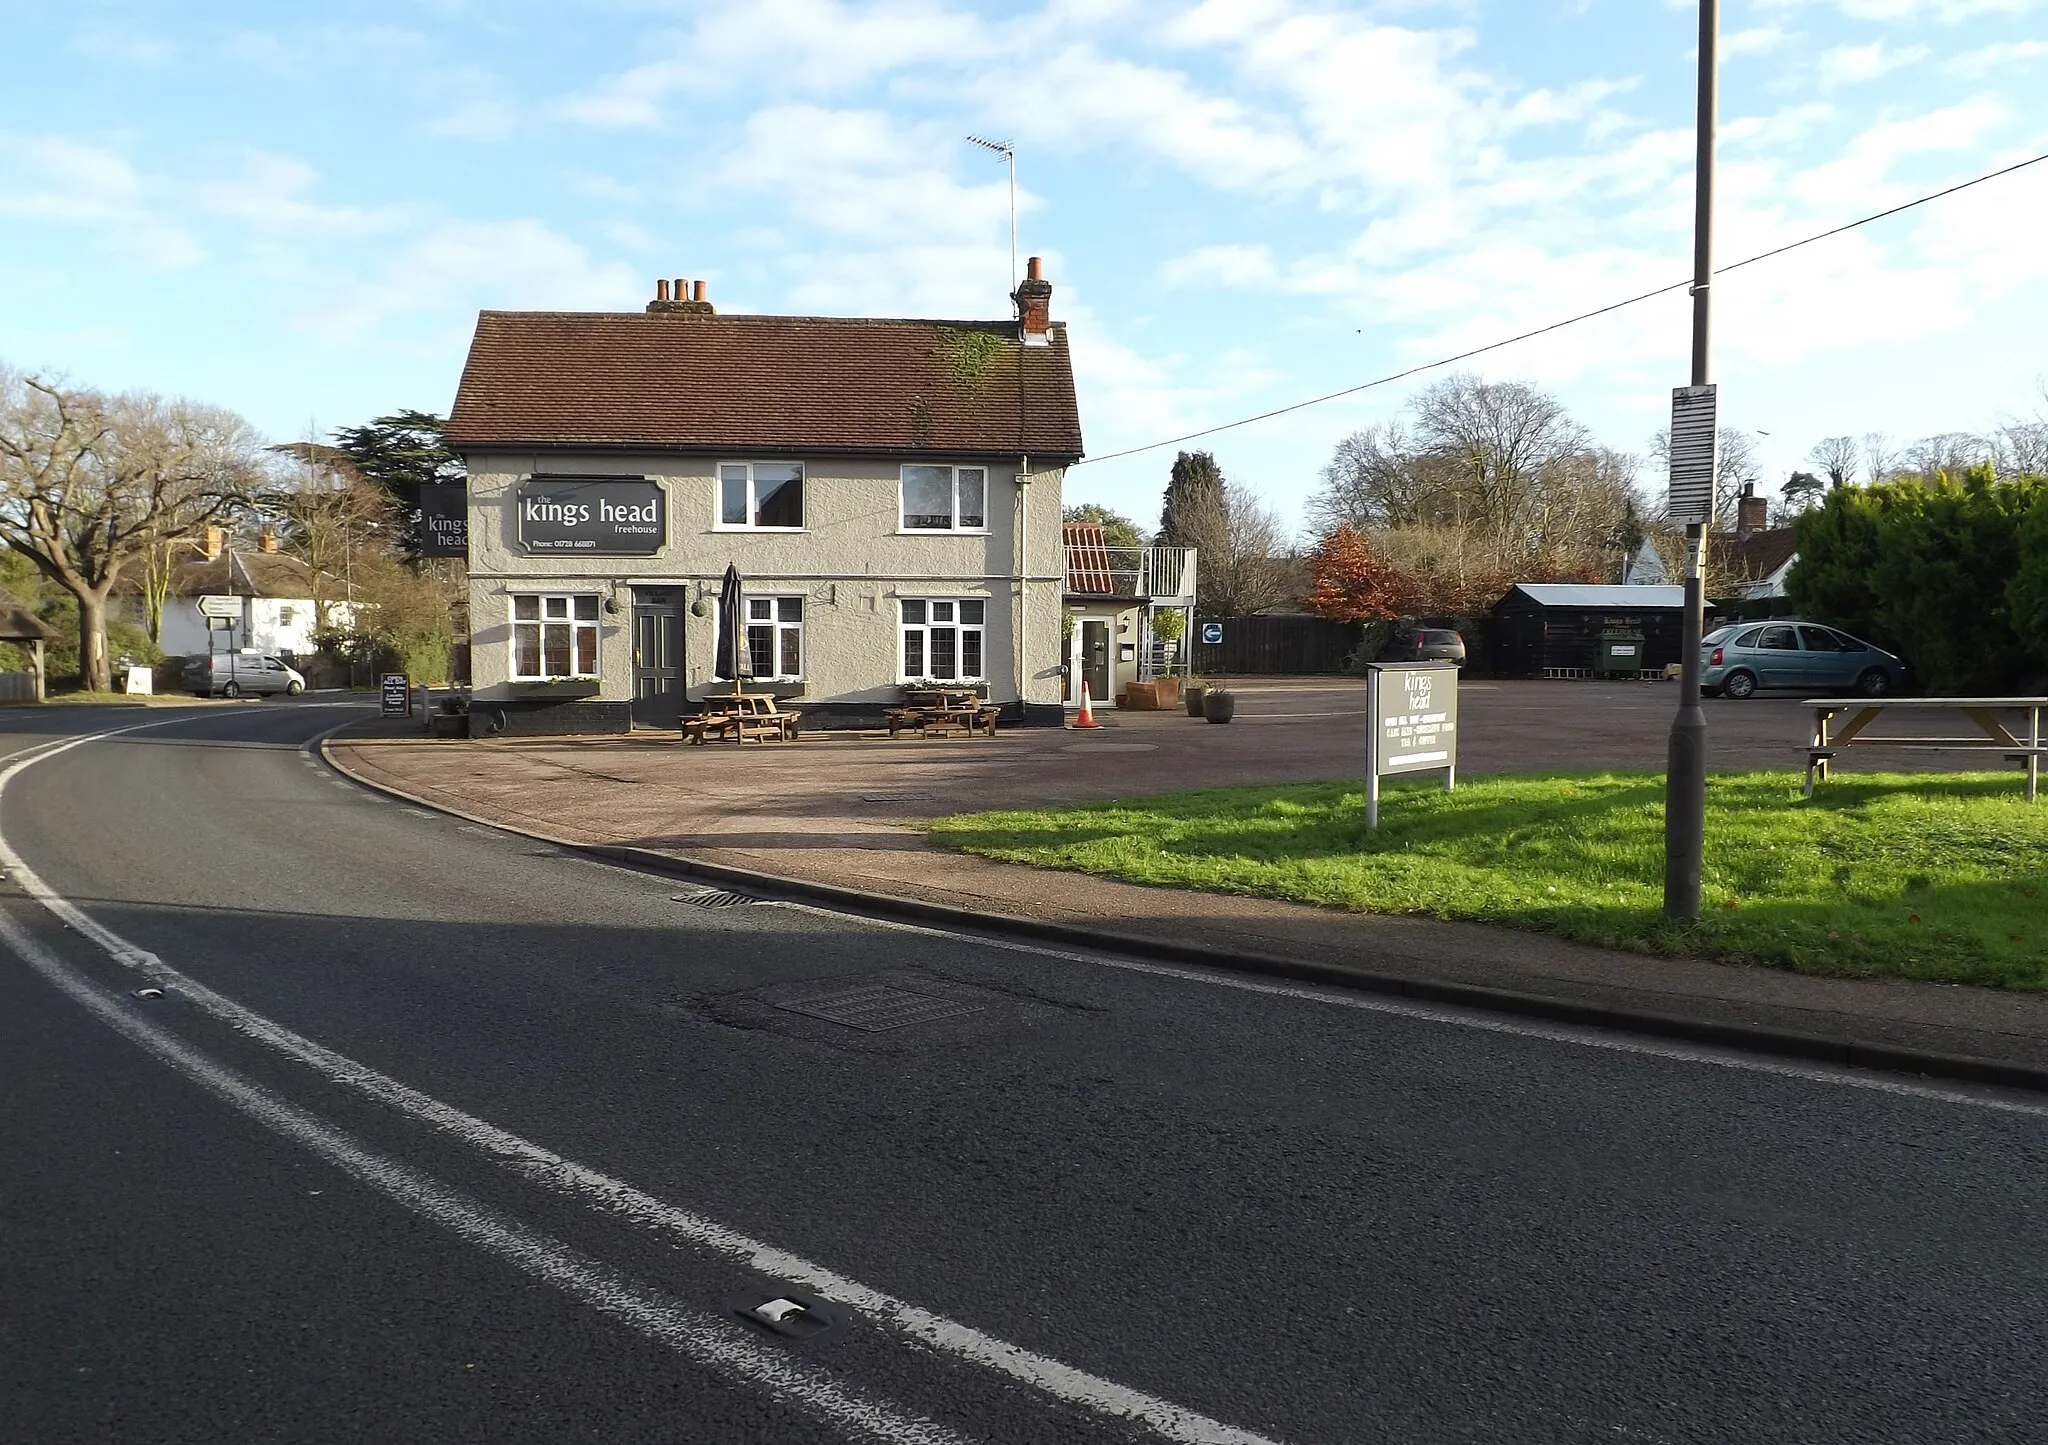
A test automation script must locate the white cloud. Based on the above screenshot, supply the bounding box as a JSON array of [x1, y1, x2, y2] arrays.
[[197, 151, 403, 236], [1722, 26, 1791, 58], [1758, 0, 2039, 18], [1946, 39, 2048, 76], [1160, 244, 1279, 288], [0, 135, 204, 269], [427, 99, 517, 142], [1817, 40, 1932, 90], [302, 219, 641, 341]]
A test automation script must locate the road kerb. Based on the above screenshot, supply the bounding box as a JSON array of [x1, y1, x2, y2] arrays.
[[319, 737, 2048, 1098]]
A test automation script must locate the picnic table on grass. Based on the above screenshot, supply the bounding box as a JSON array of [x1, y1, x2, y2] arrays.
[[886, 688, 1000, 739], [681, 693, 801, 745], [1803, 696, 2045, 801]]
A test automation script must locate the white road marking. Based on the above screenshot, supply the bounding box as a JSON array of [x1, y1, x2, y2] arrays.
[[0, 721, 1289, 1445], [769, 904, 2048, 1121], [0, 909, 970, 1445]]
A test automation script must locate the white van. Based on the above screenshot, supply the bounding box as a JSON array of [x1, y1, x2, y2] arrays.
[[186, 653, 306, 698]]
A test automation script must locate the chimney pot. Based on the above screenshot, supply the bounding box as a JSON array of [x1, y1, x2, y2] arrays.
[[693, 279, 707, 302], [656, 279, 670, 302], [1012, 257, 1053, 345], [674, 277, 687, 298]]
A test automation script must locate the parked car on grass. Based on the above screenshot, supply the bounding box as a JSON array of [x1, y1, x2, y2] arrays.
[[1380, 626, 1467, 666], [186, 653, 306, 698], [1700, 621, 1906, 699]]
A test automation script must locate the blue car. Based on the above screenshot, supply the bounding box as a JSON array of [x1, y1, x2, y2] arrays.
[[1700, 621, 1907, 700]]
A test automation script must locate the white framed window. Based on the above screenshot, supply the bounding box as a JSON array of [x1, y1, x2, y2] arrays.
[[740, 595, 804, 680], [899, 597, 986, 682], [900, 465, 988, 532], [511, 593, 600, 679], [717, 462, 805, 530]]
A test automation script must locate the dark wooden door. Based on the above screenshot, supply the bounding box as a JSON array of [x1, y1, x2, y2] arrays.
[[1081, 620, 1111, 704], [631, 590, 684, 728]]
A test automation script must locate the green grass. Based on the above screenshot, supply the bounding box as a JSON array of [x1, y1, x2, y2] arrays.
[[926, 772, 2048, 988]]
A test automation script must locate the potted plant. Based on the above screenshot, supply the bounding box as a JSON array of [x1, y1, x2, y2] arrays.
[[1201, 685, 1236, 724], [431, 693, 470, 739], [1185, 675, 1209, 717]]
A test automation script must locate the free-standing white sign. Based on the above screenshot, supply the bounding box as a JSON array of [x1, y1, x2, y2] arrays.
[[1364, 662, 1459, 828], [197, 594, 243, 620]]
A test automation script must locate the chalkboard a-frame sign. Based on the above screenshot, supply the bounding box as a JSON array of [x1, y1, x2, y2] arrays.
[[1364, 662, 1459, 829], [516, 476, 666, 556]]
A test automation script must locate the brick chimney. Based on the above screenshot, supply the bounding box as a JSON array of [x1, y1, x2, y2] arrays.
[[201, 524, 225, 560], [259, 526, 279, 554], [646, 275, 715, 315], [1736, 482, 1767, 536], [1013, 255, 1052, 348]]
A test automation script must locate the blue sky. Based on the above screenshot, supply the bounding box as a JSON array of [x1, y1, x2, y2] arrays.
[[3, 0, 2045, 533]]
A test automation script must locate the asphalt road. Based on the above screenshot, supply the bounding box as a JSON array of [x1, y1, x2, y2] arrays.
[[5, 703, 2048, 1444]]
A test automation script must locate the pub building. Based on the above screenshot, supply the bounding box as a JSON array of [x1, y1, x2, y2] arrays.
[[444, 262, 1083, 736]]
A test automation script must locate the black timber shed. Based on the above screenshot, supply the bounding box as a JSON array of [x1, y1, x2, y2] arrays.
[[1489, 584, 1714, 677]]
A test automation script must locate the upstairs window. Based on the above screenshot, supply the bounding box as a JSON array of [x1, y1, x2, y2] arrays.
[[718, 462, 805, 530], [900, 465, 988, 532]]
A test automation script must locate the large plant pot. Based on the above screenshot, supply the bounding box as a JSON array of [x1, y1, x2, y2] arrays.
[[1202, 690, 1236, 724], [1184, 684, 1206, 717]]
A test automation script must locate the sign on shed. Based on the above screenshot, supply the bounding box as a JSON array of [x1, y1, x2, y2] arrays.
[[381, 672, 412, 719], [1364, 662, 1459, 828], [198, 594, 243, 620]]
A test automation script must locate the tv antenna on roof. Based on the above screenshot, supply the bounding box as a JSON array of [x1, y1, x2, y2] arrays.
[[965, 135, 1017, 295]]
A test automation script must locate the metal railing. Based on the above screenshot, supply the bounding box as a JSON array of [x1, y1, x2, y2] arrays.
[[1064, 545, 1197, 603]]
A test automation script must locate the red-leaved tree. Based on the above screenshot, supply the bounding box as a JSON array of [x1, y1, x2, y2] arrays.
[[1302, 525, 1421, 621]]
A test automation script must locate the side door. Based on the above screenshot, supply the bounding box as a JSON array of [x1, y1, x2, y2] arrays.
[[1751, 624, 1802, 688], [257, 657, 290, 694], [1080, 620, 1111, 704], [630, 589, 684, 729]]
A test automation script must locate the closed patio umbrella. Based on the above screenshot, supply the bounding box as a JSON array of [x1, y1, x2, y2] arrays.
[[713, 563, 744, 692]]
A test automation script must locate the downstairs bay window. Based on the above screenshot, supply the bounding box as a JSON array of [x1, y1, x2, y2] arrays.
[[511, 594, 600, 678], [899, 598, 986, 683]]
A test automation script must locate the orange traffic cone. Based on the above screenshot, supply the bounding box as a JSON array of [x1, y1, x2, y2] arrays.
[[1072, 681, 1101, 729]]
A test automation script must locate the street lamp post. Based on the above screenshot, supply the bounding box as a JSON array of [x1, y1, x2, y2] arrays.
[[1665, 0, 1718, 919]]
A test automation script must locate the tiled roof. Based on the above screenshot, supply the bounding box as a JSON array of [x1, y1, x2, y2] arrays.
[[0, 594, 54, 641], [447, 311, 1085, 461], [128, 550, 329, 600], [1064, 522, 1116, 594]]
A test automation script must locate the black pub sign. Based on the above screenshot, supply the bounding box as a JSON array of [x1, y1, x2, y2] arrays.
[[418, 483, 468, 558], [516, 476, 666, 556]]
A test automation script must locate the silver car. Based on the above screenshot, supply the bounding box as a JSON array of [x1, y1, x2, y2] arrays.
[[187, 653, 306, 698], [1700, 621, 1907, 700]]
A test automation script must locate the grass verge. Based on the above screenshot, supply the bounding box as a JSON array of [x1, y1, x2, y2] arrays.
[[926, 771, 2048, 988]]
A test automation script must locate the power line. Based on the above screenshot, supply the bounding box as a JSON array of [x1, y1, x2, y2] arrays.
[[1076, 146, 2048, 468]]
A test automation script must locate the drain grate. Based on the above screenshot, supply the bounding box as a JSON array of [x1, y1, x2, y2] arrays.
[[672, 889, 764, 909], [773, 983, 984, 1032]]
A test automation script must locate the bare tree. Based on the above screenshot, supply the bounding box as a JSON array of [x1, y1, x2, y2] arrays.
[[1808, 435, 1858, 490], [1899, 431, 1990, 483], [1862, 432, 1899, 485], [1309, 422, 1429, 533], [1411, 373, 1593, 547], [1991, 389, 2048, 478], [1169, 470, 1292, 616], [1648, 425, 1759, 528], [0, 370, 263, 691], [264, 442, 396, 632]]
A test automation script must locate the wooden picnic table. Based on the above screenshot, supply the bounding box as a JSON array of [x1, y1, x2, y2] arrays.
[[1803, 696, 2045, 800], [885, 689, 999, 738], [681, 693, 801, 745]]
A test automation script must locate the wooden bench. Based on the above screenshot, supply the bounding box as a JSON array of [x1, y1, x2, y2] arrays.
[[1803, 697, 2045, 800], [886, 690, 997, 738], [682, 694, 802, 745]]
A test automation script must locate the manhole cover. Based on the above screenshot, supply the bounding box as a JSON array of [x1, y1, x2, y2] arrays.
[[672, 889, 764, 908], [773, 983, 984, 1032]]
